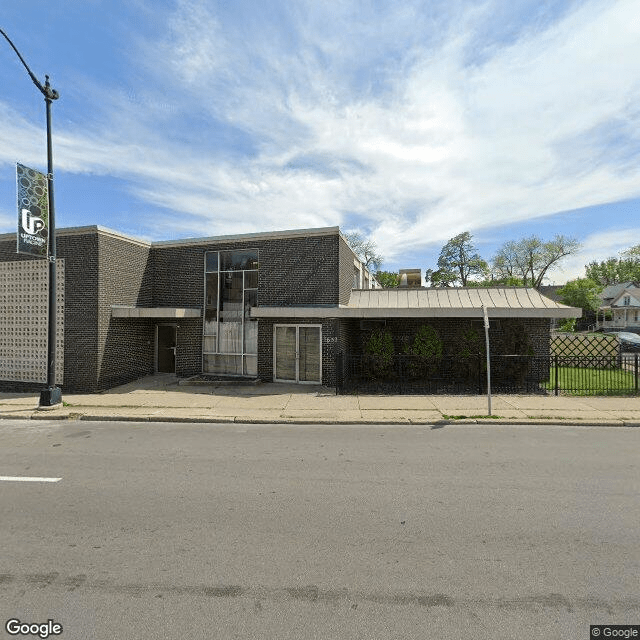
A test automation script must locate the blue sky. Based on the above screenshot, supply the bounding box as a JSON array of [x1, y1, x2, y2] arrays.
[[1, 0, 639, 284]]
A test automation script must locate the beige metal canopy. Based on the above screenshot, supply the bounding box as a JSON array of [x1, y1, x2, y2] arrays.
[[251, 288, 581, 319], [111, 306, 201, 319]]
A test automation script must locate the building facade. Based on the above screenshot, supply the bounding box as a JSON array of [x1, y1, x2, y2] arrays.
[[0, 225, 375, 392], [0, 224, 579, 394]]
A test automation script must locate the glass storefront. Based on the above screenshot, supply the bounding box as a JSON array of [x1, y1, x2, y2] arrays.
[[203, 249, 258, 376]]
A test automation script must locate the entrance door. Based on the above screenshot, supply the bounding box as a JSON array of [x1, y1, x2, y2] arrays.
[[157, 324, 176, 373], [274, 325, 321, 383]]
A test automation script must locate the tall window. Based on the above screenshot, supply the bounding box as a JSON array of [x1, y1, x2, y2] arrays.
[[622, 296, 631, 306], [204, 249, 258, 376]]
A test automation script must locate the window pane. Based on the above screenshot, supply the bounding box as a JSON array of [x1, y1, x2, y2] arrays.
[[244, 270, 258, 289], [203, 335, 217, 352], [244, 320, 258, 354], [219, 322, 242, 353], [220, 272, 243, 322], [275, 326, 296, 380], [204, 354, 242, 375], [204, 309, 217, 336], [244, 356, 257, 376], [205, 252, 218, 272], [299, 326, 321, 382], [244, 290, 257, 318], [220, 249, 258, 271], [205, 273, 218, 313]]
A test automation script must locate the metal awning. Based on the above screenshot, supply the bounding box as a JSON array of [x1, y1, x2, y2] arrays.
[[111, 306, 201, 319], [250, 288, 581, 319]]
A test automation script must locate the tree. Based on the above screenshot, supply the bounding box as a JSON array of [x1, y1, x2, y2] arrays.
[[585, 246, 640, 286], [424, 268, 457, 288], [492, 234, 580, 288], [375, 270, 400, 288], [621, 244, 640, 259], [343, 232, 383, 271], [466, 276, 525, 287], [427, 232, 488, 287], [557, 278, 602, 313], [557, 278, 602, 332]]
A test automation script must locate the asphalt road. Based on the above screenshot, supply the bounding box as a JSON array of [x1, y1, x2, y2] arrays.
[[0, 419, 638, 639]]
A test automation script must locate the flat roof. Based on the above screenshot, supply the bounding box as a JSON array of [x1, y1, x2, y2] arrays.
[[0, 224, 341, 248]]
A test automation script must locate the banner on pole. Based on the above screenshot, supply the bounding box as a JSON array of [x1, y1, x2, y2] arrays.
[[16, 163, 49, 258]]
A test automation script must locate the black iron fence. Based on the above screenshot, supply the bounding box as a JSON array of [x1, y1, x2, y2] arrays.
[[336, 352, 640, 396]]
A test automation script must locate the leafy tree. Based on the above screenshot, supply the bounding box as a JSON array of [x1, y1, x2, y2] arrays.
[[585, 247, 640, 286], [557, 278, 602, 312], [343, 232, 383, 271], [466, 276, 525, 287], [424, 267, 457, 288], [492, 234, 580, 288], [427, 232, 488, 287], [622, 244, 640, 259], [557, 278, 602, 332], [375, 270, 400, 288]]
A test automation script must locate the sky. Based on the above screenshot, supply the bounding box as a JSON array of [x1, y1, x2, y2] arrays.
[[1, 0, 639, 285]]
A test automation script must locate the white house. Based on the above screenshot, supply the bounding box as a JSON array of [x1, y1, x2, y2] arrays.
[[596, 281, 640, 332]]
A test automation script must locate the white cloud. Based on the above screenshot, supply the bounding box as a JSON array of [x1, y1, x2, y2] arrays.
[[2, 0, 640, 260]]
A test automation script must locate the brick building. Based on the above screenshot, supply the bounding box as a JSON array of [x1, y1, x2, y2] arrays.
[[0, 225, 579, 393]]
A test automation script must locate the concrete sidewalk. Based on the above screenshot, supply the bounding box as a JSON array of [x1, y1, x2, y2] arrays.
[[1, 374, 640, 426]]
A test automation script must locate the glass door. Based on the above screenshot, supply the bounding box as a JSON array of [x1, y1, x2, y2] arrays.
[[274, 325, 321, 383], [298, 326, 321, 382], [275, 326, 297, 381]]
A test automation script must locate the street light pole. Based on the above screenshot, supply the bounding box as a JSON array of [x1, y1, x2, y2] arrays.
[[1, 28, 62, 406]]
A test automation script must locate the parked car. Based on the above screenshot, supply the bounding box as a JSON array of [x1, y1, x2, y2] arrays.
[[610, 331, 640, 352]]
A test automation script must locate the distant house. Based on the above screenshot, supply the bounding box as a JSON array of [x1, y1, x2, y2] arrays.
[[595, 281, 640, 333]]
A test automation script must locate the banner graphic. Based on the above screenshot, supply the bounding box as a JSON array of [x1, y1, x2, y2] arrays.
[[16, 163, 49, 257]]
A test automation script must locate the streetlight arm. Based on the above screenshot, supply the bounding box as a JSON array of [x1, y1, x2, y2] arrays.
[[0, 27, 58, 100]]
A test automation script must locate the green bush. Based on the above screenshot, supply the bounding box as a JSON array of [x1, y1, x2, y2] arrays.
[[403, 324, 443, 377], [364, 327, 395, 379]]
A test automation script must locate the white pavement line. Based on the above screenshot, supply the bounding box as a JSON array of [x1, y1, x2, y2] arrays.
[[0, 476, 61, 483]]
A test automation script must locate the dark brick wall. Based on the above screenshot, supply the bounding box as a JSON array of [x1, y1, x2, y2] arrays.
[[175, 318, 202, 378], [150, 232, 345, 380], [96, 233, 154, 390], [151, 233, 342, 309], [338, 235, 356, 305], [0, 232, 101, 393]]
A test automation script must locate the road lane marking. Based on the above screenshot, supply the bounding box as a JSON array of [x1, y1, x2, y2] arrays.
[[0, 476, 61, 483]]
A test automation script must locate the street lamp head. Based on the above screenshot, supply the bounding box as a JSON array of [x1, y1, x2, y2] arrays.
[[44, 75, 59, 101]]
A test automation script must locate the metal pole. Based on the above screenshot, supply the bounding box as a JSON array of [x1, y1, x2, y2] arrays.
[[0, 29, 61, 406], [482, 305, 491, 416], [42, 77, 61, 406]]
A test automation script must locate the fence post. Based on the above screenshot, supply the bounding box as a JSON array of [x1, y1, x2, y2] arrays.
[[635, 354, 639, 395], [478, 354, 482, 394], [335, 350, 342, 396], [554, 354, 559, 396]]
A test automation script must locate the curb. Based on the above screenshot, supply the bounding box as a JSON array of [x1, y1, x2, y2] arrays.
[[0, 412, 637, 427]]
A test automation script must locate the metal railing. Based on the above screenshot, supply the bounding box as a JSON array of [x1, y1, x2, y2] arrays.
[[336, 352, 640, 396]]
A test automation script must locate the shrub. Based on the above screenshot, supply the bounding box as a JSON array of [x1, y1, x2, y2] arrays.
[[364, 327, 395, 379], [403, 324, 443, 378]]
